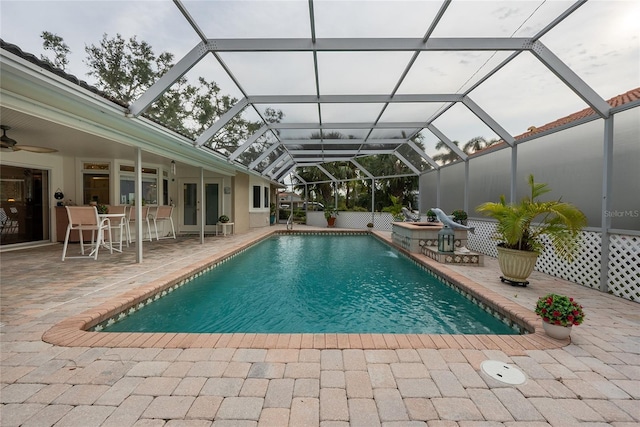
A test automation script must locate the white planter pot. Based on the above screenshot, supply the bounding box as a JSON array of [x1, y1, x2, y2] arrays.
[[496, 246, 539, 283], [542, 322, 572, 340]]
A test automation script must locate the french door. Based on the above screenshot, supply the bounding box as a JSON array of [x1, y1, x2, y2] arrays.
[[179, 179, 220, 234], [0, 165, 50, 245]]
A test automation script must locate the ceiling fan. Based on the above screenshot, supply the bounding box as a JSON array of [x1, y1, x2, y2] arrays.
[[1, 125, 58, 153]]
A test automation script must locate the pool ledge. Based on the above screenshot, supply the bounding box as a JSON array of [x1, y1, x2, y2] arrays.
[[43, 229, 569, 355]]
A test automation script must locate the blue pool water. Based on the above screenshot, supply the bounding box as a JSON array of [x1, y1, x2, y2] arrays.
[[104, 235, 517, 334]]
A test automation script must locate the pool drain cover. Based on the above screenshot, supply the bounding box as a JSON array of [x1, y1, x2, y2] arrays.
[[480, 360, 526, 385]]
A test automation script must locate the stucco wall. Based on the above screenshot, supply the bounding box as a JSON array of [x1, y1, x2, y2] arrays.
[[232, 172, 250, 233]]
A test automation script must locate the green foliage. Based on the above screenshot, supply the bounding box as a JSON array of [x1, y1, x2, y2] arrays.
[[476, 174, 587, 261], [40, 31, 70, 70], [451, 209, 467, 222], [43, 32, 281, 147], [96, 204, 108, 214], [535, 293, 585, 327], [324, 208, 338, 221], [382, 195, 404, 221]]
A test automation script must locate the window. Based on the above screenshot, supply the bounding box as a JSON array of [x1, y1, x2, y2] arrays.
[[119, 165, 158, 205], [82, 162, 110, 204], [253, 185, 261, 208], [264, 187, 269, 208]]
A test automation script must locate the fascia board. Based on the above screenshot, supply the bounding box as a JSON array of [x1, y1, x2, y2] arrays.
[[0, 51, 243, 175]]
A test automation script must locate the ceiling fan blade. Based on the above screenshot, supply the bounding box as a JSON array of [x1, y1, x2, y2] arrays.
[[15, 145, 58, 153]]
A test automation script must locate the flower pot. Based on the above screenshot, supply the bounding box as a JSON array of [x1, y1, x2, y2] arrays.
[[496, 246, 539, 283], [327, 217, 336, 227], [542, 322, 572, 340]]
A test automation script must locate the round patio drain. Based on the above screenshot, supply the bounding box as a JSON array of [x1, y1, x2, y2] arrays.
[[480, 360, 526, 385]]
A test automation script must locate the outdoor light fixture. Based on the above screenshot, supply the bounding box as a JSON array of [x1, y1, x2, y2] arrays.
[[438, 225, 455, 253], [170, 160, 176, 175]]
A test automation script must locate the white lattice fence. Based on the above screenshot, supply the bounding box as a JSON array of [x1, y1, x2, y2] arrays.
[[322, 212, 423, 231], [536, 231, 601, 290], [609, 234, 640, 301], [467, 219, 639, 301]]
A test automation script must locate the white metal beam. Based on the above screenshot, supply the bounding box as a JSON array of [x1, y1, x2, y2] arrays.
[[280, 139, 404, 146], [247, 94, 463, 104], [275, 164, 296, 181], [128, 42, 208, 116], [316, 164, 337, 182], [195, 98, 249, 147], [203, 37, 534, 52], [462, 96, 515, 146], [426, 124, 468, 160], [407, 140, 440, 170], [262, 152, 289, 175], [228, 124, 269, 161], [268, 122, 425, 129], [350, 159, 374, 179], [248, 143, 281, 169], [270, 159, 293, 178], [394, 151, 422, 175], [289, 149, 395, 155], [530, 40, 610, 118]]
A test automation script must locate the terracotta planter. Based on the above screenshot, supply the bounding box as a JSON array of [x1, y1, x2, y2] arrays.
[[327, 217, 336, 227], [496, 246, 539, 283], [542, 322, 572, 340]]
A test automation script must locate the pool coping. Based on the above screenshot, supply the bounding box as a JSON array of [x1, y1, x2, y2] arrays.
[[42, 229, 567, 355]]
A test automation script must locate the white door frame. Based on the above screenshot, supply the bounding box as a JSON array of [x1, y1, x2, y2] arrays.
[[178, 178, 222, 234]]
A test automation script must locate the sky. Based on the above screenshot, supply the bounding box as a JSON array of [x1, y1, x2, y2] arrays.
[[1, 0, 638, 159]]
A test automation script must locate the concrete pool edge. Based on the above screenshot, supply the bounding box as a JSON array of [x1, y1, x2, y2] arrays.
[[42, 229, 567, 354]]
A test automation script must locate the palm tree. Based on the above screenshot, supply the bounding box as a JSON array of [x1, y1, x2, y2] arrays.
[[476, 174, 587, 259], [433, 140, 461, 165]]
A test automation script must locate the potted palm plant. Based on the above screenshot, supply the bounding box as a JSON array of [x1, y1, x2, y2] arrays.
[[476, 174, 586, 285], [325, 209, 338, 227]]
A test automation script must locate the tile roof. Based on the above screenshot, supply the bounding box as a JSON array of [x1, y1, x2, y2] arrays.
[[471, 87, 640, 157], [1, 38, 126, 108], [520, 87, 640, 139]]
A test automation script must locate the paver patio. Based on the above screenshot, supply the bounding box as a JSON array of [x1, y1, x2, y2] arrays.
[[1, 225, 638, 426]]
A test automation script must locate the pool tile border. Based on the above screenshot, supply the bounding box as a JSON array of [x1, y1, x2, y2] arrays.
[[42, 229, 567, 354]]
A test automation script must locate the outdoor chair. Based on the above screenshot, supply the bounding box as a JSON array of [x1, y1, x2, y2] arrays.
[[149, 205, 176, 240], [106, 205, 128, 251], [61, 206, 112, 261], [126, 205, 152, 243]]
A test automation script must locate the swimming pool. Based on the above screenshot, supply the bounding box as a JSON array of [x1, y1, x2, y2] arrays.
[[101, 234, 518, 335]]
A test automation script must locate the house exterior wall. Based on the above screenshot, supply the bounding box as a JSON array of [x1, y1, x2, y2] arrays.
[[233, 172, 250, 233], [2, 150, 65, 242]]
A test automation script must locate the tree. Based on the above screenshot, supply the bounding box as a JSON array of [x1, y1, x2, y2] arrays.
[[38, 32, 281, 145], [40, 31, 70, 70], [432, 140, 461, 165]]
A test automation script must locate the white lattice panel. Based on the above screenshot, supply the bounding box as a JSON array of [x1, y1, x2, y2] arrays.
[[609, 234, 640, 301], [331, 212, 424, 231], [467, 219, 638, 302], [467, 219, 498, 257], [536, 231, 602, 290]]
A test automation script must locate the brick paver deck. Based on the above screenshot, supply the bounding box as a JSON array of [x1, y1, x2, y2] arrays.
[[1, 225, 638, 426]]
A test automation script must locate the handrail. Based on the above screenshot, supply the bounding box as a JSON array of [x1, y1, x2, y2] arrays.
[[286, 214, 293, 230]]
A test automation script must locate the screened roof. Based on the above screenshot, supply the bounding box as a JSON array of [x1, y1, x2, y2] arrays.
[[2, 0, 638, 183]]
